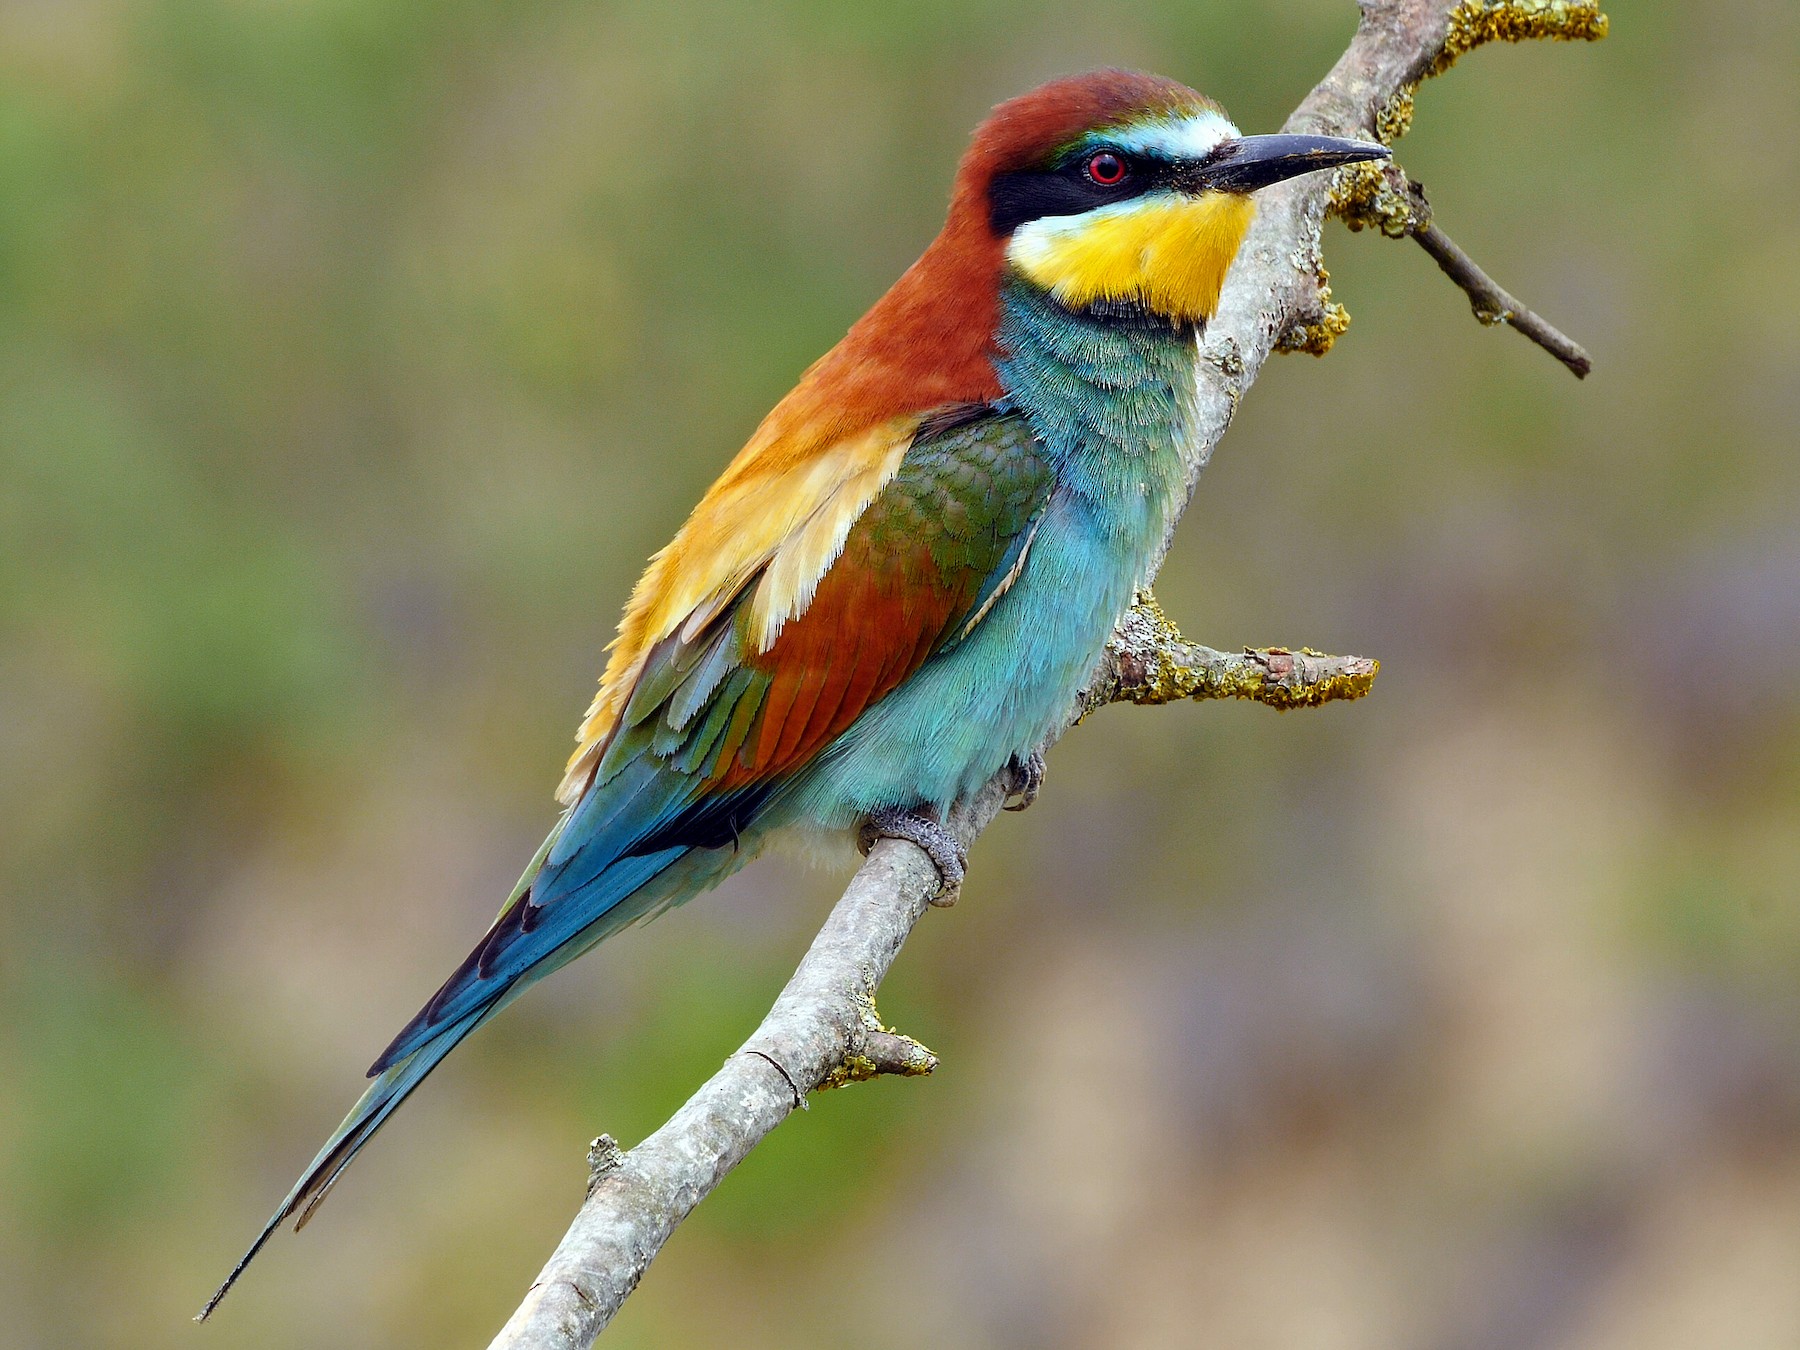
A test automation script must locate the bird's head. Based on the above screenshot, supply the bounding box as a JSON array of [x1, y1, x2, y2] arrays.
[[954, 70, 1389, 324], [766, 72, 1391, 436]]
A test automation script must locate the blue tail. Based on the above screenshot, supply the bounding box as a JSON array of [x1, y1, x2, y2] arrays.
[[196, 1001, 495, 1320], [198, 750, 758, 1320]]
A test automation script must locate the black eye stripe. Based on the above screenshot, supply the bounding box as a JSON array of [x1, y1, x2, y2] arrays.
[[988, 151, 1175, 234]]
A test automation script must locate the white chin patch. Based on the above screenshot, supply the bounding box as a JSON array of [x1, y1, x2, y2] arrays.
[[1109, 109, 1240, 161]]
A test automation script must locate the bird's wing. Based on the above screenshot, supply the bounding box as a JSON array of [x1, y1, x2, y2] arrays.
[[378, 404, 1053, 1068], [556, 411, 921, 805], [602, 405, 1053, 799]]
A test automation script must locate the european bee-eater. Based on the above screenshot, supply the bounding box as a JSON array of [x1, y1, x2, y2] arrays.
[[202, 69, 1386, 1316]]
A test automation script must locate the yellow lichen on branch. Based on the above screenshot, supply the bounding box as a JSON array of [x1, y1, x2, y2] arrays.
[[1276, 264, 1353, 358], [1432, 0, 1609, 79], [1330, 161, 1424, 239], [1086, 594, 1379, 715], [1292, 0, 1606, 369], [818, 1054, 883, 1090], [817, 994, 936, 1091]]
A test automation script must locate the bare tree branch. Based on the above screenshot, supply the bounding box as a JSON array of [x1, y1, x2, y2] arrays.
[[1330, 159, 1594, 377], [1412, 220, 1593, 377], [1315, 1, 1607, 377], [489, 780, 1006, 1350], [487, 3, 1601, 1344]]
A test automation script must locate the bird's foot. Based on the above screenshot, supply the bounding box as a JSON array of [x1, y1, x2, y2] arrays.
[[1004, 750, 1045, 812], [858, 807, 966, 906]]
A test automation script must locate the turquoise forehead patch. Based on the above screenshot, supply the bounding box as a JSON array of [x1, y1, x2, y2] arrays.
[[1069, 109, 1241, 162]]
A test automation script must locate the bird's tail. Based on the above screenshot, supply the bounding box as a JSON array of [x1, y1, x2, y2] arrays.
[[197, 771, 747, 1320], [195, 821, 580, 1322], [195, 996, 504, 1321]]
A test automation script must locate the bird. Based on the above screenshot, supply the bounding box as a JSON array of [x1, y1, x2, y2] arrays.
[[200, 69, 1386, 1318]]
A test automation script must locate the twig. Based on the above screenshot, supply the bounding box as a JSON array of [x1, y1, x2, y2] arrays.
[[1412, 221, 1592, 377], [1328, 159, 1592, 378], [487, 2, 1600, 1343], [1085, 593, 1378, 714]]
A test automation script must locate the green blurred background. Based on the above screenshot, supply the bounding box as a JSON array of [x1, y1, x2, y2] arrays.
[[4, 1, 1798, 1346]]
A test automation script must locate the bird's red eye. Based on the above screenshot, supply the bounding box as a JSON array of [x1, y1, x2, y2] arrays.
[[1086, 152, 1127, 185]]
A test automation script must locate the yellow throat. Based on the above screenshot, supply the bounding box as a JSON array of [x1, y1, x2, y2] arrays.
[[1005, 191, 1257, 324]]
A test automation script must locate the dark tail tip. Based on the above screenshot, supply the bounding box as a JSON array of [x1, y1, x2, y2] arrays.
[[195, 1207, 287, 1321], [202, 1002, 492, 1319]]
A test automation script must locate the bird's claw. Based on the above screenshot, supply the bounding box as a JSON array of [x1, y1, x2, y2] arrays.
[[859, 807, 966, 906], [1004, 750, 1045, 812]]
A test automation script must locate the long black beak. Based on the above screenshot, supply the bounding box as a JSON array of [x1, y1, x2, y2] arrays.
[[1194, 133, 1390, 193]]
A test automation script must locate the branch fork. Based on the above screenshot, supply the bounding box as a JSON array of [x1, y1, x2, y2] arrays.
[[819, 995, 938, 1091], [1287, 0, 1607, 378], [487, 598, 1374, 1350]]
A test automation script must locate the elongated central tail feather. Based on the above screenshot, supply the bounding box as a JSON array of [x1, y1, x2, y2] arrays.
[[195, 998, 500, 1321], [198, 806, 718, 1319]]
